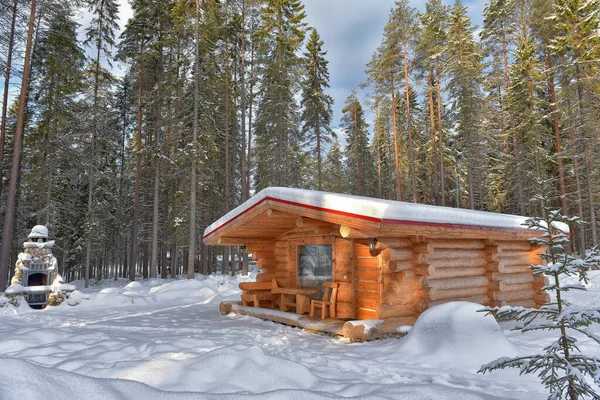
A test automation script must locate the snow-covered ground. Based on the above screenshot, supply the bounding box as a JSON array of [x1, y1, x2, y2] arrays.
[[1, 271, 599, 400]]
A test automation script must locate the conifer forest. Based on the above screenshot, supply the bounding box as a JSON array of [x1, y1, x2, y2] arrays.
[[0, 0, 599, 289]]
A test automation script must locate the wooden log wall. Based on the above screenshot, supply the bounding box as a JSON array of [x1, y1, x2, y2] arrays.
[[244, 241, 290, 287], [377, 239, 420, 320], [334, 238, 355, 319], [488, 241, 547, 308], [354, 243, 380, 320], [243, 231, 546, 322]]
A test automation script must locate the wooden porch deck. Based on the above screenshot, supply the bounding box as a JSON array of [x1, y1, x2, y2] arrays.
[[219, 301, 416, 341]]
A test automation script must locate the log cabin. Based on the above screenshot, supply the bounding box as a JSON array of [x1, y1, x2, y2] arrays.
[[204, 187, 565, 341]]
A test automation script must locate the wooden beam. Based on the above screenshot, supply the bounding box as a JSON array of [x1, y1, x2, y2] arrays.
[[340, 226, 378, 239], [266, 208, 291, 217], [217, 237, 272, 245]]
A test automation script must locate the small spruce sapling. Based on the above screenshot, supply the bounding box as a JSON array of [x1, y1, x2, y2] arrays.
[[478, 175, 600, 400]]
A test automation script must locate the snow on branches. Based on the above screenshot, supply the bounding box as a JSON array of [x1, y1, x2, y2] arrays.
[[479, 181, 600, 400]]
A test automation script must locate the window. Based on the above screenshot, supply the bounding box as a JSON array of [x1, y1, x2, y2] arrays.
[[297, 244, 332, 296]]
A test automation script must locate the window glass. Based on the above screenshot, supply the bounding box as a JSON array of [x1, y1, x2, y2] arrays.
[[297, 244, 332, 296]]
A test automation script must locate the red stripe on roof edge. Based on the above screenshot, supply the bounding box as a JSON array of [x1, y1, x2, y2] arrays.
[[202, 196, 538, 240]]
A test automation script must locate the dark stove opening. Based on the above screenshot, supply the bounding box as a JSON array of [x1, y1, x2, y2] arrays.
[[27, 273, 48, 286]]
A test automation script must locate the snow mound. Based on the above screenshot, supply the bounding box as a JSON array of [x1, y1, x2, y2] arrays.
[[397, 301, 519, 368], [0, 295, 32, 316], [178, 346, 320, 393]]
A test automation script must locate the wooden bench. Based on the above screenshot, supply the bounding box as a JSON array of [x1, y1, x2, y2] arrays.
[[239, 279, 279, 308]]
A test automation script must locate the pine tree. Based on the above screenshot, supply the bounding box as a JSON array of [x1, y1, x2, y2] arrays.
[[389, 0, 419, 203], [480, 152, 600, 400], [419, 0, 449, 205], [322, 138, 343, 194], [446, 0, 484, 210], [0, 0, 37, 290], [549, 0, 600, 247], [82, 0, 119, 287], [341, 91, 375, 197], [253, 0, 306, 190], [300, 28, 334, 191]]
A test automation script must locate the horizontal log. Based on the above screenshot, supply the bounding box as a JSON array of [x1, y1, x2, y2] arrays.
[[427, 249, 487, 261], [429, 286, 488, 301], [414, 240, 487, 254], [380, 248, 414, 262], [382, 260, 414, 273], [375, 238, 413, 250], [499, 282, 534, 292], [535, 293, 550, 304], [412, 242, 433, 254], [494, 241, 533, 252], [501, 299, 536, 308], [491, 272, 534, 285], [356, 308, 377, 320], [256, 273, 276, 282], [336, 302, 354, 319], [376, 303, 417, 319], [274, 255, 288, 263], [417, 295, 490, 312], [421, 275, 489, 290], [217, 237, 272, 245], [431, 239, 486, 250], [492, 251, 539, 264], [427, 257, 488, 269], [256, 259, 275, 269], [375, 316, 418, 335], [417, 266, 487, 279], [340, 226, 378, 239], [266, 208, 291, 217], [498, 263, 531, 274], [492, 289, 535, 302], [219, 302, 234, 314], [533, 276, 550, 290]]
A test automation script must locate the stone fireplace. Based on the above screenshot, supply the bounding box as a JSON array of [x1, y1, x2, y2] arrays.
[[22, 260, 54, 306]]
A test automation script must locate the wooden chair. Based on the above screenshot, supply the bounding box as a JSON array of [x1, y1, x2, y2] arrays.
[[310, 282, 338, 319]]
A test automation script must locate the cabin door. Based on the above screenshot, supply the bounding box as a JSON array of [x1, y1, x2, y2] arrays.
[[354, 243, 380, 319]]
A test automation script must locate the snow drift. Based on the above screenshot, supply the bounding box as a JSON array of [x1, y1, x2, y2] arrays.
[[396, 301, 520, 368]]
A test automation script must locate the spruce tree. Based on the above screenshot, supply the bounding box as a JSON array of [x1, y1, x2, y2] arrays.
[[549, 0, 600, 247], [300, 28, 334, 191], [341, 91, 375, 197], [480, 153, 600, 400], [83, 0, 120, 287], [322, 138, 343, 194], [253, 0, 306, 190], [446, 0, 484, 210]]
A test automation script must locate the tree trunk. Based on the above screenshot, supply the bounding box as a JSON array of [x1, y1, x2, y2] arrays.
[[85, 4, 105, 288], [427, 63, 438, 205], [240, 0, 248, 201], [403, 37, 416, 203], [131, 48, 144, 282], [0, 0, 18, 192], [544, 50, 568, 216], [435, 58, 445, 206], [151, 46, 164, 279], [574, 62, 598, 246], [188, 1, 200, 280], [0, 0, 36, 291], [246, 37, 255, 199], [391, 77, 402, 201]]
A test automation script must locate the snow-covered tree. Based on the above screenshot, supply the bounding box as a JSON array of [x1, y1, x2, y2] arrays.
[[479, 162, 600, 400]]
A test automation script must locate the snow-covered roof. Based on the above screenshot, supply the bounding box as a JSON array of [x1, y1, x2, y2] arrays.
[[203, 187, 569, 240]]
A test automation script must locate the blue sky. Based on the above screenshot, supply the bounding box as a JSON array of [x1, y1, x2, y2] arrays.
[[302, 0, 484, 129]]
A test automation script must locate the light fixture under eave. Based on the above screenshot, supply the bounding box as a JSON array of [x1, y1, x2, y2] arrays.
[[369, 238, 381, 257]]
